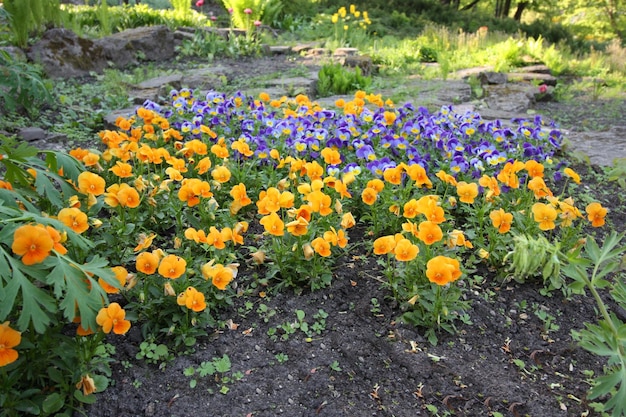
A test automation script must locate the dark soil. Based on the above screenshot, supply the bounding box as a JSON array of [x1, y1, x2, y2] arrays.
[[79, 56, 626, 417]]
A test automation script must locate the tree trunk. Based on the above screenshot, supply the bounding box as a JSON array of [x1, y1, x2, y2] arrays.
[[513, 1, 528, 21], [461, 0, 481, 11], [502, 0, 512, 17]]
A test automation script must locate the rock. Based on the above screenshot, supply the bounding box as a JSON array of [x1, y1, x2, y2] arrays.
[[292, 44, 318, 54], [97, 25, 176, 64], [516, 64, 552, 74], [181, 65, 229, 91], [137, 74, 183, 90], [266, 76, 317, 97], [478, 71, 508, 85], [18, 127, 47, 142], [507, 72, 558, 86], [268, 46, 292, 55], [333, 48, 359, 57], [564, 126, 626, 166], [484, 84, 534, 113], [342, 55, 374, 76], [306, 48, 331, 57], [0, 46, 27, 62], [26, 28, 110, 78], [27, 26, 177, 79], [451, 66, 494, 79]]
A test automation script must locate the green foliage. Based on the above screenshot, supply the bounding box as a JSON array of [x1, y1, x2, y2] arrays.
[[0, 50, 52, 117], [3, 0, 62, 47], [316, 62, 371, 97], [171, 0, 192, 19], [61, 3, 211, 36], [563, 232, 626, 417], [183, 354, 233, 389], [222, 0, 272, 30], [135, 341, 171, 364], [0, 137, 119, 416]]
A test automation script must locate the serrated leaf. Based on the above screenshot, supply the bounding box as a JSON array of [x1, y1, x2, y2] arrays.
[[33, 167, 64, 209], [589, 368, 622, 400], [214, 355, 231, 373], [0, 253, 56, 332]]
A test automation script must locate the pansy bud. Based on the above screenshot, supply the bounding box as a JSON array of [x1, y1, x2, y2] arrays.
[[277, 178, 289, 190], [226, 263, 239, 279], [164, 282, 176, 297], [478, 248, 490, 259], [334, 199, 343, 214], [126, 273, 138, 290], [303, 243, 314, 260], [251, 250, 266, 265]]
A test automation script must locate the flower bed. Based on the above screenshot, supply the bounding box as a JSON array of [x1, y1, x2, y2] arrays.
[[0, 89, 619, 415]]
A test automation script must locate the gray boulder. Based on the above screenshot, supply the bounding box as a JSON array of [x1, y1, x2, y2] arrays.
[[26, 28, 110, 78], [27, 26, 178, 79]]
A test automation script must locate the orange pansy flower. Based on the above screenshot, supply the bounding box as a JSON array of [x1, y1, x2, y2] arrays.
[[394, 238, 419, 262], [532, 202, 558, 230], [489, 208, 513, 233], [0, 322, 22, 367], [311, 237, 331, 257], [456, 181, 479, 204], [212, 166, 232, 183], [426, 256, 462, 286], [564, 167, 581, 184], [57, 207, 89, 234], [321, 148, 342, 165], [177, 287, 207, 312], [307, 190, 332, 216], [405, 163, 432, 188], [109, 161, 133, 178], [383, 166, 403, 185], [286, 217, 309, 236], [12, 224, 54, 265], [524, 160, 545, 178], [96, 303, 131, 335], [77, 171, 106, 196], [136, 251, 160, 275], [99, 266, 128, 294], [202, 262, 234, 290], [117, 184, 141, 208], [418, 221, 443, 245], [361, 187, 378, 206], [586, 202, 607, 227], [373, 235, 396, 255], [158, 255, 187, 279], [259, 212, 284, 236]]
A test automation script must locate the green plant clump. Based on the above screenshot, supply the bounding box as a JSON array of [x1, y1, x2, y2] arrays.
[[316, 62, 372, 97]]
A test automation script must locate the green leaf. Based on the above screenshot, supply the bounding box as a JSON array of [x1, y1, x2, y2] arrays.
[[214, 355, 231, 373], [0, 252, 56, 332], [42, 393, 65, 414], [73, 389, 97, 405], [92, 374, 109, 393]]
